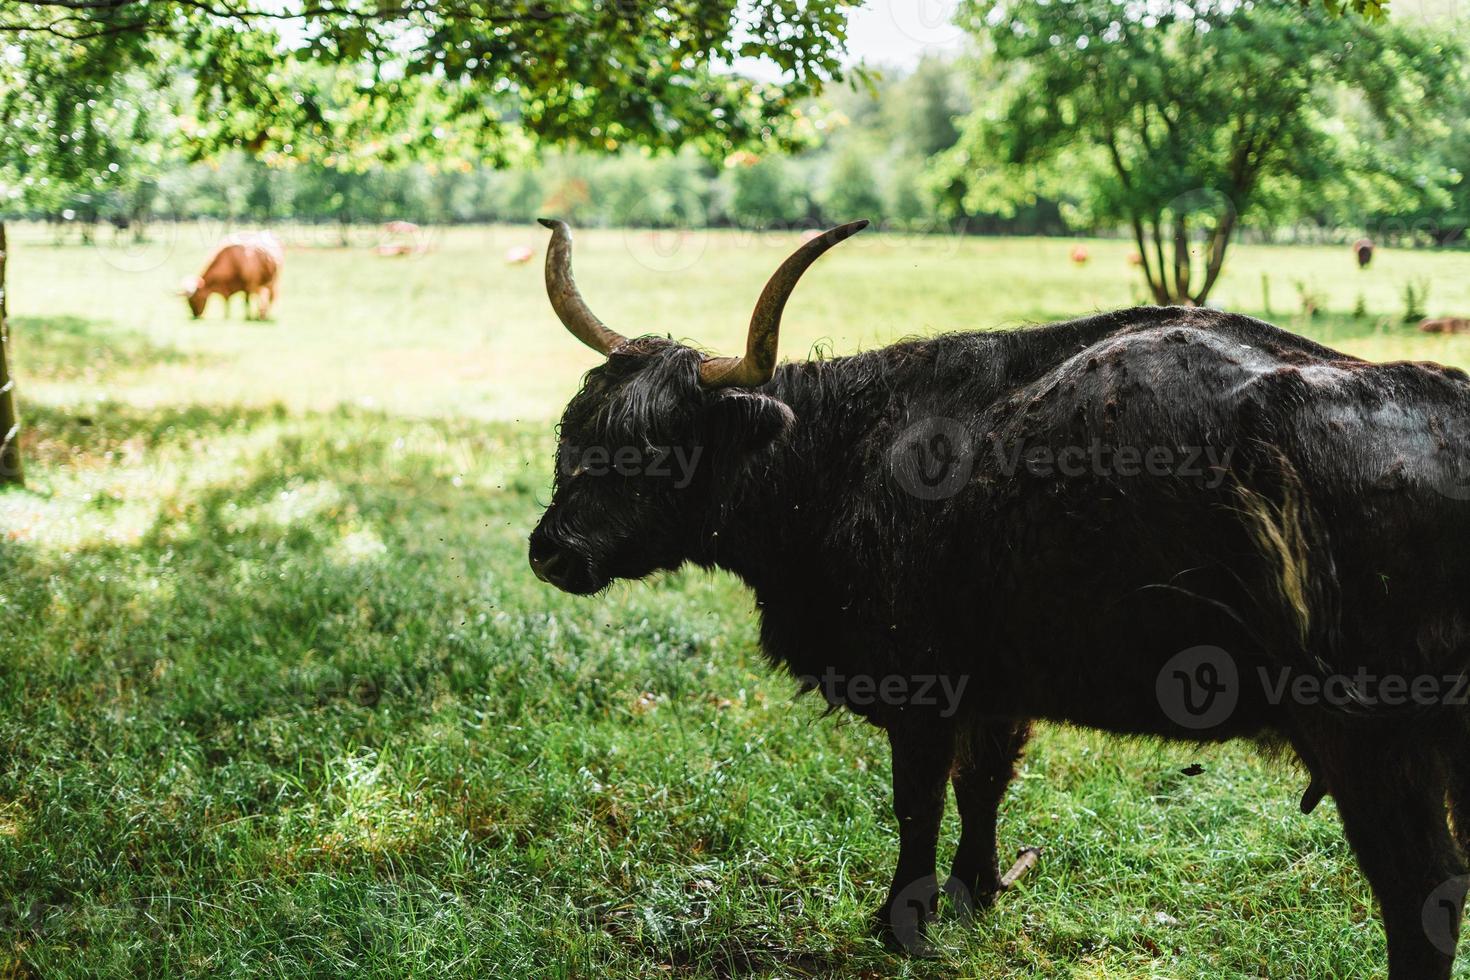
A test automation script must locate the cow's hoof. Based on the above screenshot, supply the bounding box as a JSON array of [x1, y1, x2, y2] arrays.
[[875, 877, 940, 955], [944, 876, 1001, 923], [874, 906, 934, 956]]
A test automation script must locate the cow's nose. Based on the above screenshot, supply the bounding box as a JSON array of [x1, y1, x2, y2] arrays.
[[529, 551, 569, 584], [528, 533, 568, 583]]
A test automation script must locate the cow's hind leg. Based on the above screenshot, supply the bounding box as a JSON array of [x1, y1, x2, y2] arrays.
[[947, 718, 1030, 914], [1317, 730, 1464, 979], [877, 714, 956, 953]]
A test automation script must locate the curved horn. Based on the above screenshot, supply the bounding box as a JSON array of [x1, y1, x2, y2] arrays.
[[699, 220, 869, 388], [538, 218, 628, 355]]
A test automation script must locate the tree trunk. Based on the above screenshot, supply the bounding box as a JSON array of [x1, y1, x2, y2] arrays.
[[1190, 210, 1238, 306], [1150, 218, 1172, 305], [1136, 216, 1186, 306], [1131, 217, 1169, 305], [1172, 216, 1193, 306], [0, 221, 23, 487], [1132, 209, 1238, 308]]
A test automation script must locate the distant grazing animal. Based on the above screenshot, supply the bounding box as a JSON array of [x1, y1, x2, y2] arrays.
[[1420, 317, 1470, 334], [377, 220, 427, 257], [181, 232, 282, 320], [1354, 237, 1375, 269], [530, 218, 1470, 977]]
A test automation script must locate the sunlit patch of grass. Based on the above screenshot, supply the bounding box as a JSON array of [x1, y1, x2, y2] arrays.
[[0, 800, 23, 840], [302, 749, 452, 859], [4, 227, 1470, 976], [8, 221, 1470, 421]]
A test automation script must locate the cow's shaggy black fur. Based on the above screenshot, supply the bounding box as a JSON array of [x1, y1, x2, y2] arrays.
[[530, 305, 1470, 976]]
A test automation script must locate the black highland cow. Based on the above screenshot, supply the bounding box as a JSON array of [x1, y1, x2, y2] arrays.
[[528, 219, 1470, 977]]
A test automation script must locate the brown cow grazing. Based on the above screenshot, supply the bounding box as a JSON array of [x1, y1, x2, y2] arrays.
[[1353, 237, 1374, 269], [376, 220, 426, 257], [181, 232, 283, 320], [1419, 317, 1470, 334]]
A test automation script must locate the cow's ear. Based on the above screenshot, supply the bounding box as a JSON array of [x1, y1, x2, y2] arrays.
[[701, 390, 794, 456]]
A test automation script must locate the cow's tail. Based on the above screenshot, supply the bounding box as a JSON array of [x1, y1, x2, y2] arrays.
[[1227, 446, 1383, 709], [1232, 457, 1332, 661]]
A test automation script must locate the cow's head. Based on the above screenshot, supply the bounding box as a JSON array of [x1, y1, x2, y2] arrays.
[[527, 218, 866, 594], [178, 276, 207, 319]]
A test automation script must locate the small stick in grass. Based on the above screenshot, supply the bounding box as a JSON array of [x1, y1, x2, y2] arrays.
[[1001, 846, 1042, 888]]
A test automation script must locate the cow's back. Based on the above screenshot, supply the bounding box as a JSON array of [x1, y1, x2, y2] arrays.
[[200, 233, 281, 292], [767, 309, 1470, 732], [952, 319, 1470, 727]]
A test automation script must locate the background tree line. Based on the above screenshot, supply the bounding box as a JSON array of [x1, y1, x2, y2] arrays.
[[16, 57, 1017, 236], [27, 33, 1470, 251]]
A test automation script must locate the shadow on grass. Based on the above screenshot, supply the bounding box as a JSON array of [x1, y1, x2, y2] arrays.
[[8, 314, 203, 384], [19, 400, 293, 469], [0, 397, 851, 975]]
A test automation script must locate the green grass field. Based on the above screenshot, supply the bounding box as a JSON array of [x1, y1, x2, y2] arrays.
[[4, 222, 1470, 978]]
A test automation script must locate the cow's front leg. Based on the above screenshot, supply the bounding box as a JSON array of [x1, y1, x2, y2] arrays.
[[948, 718, 1030, 914], [877, 712, 956, 953]]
